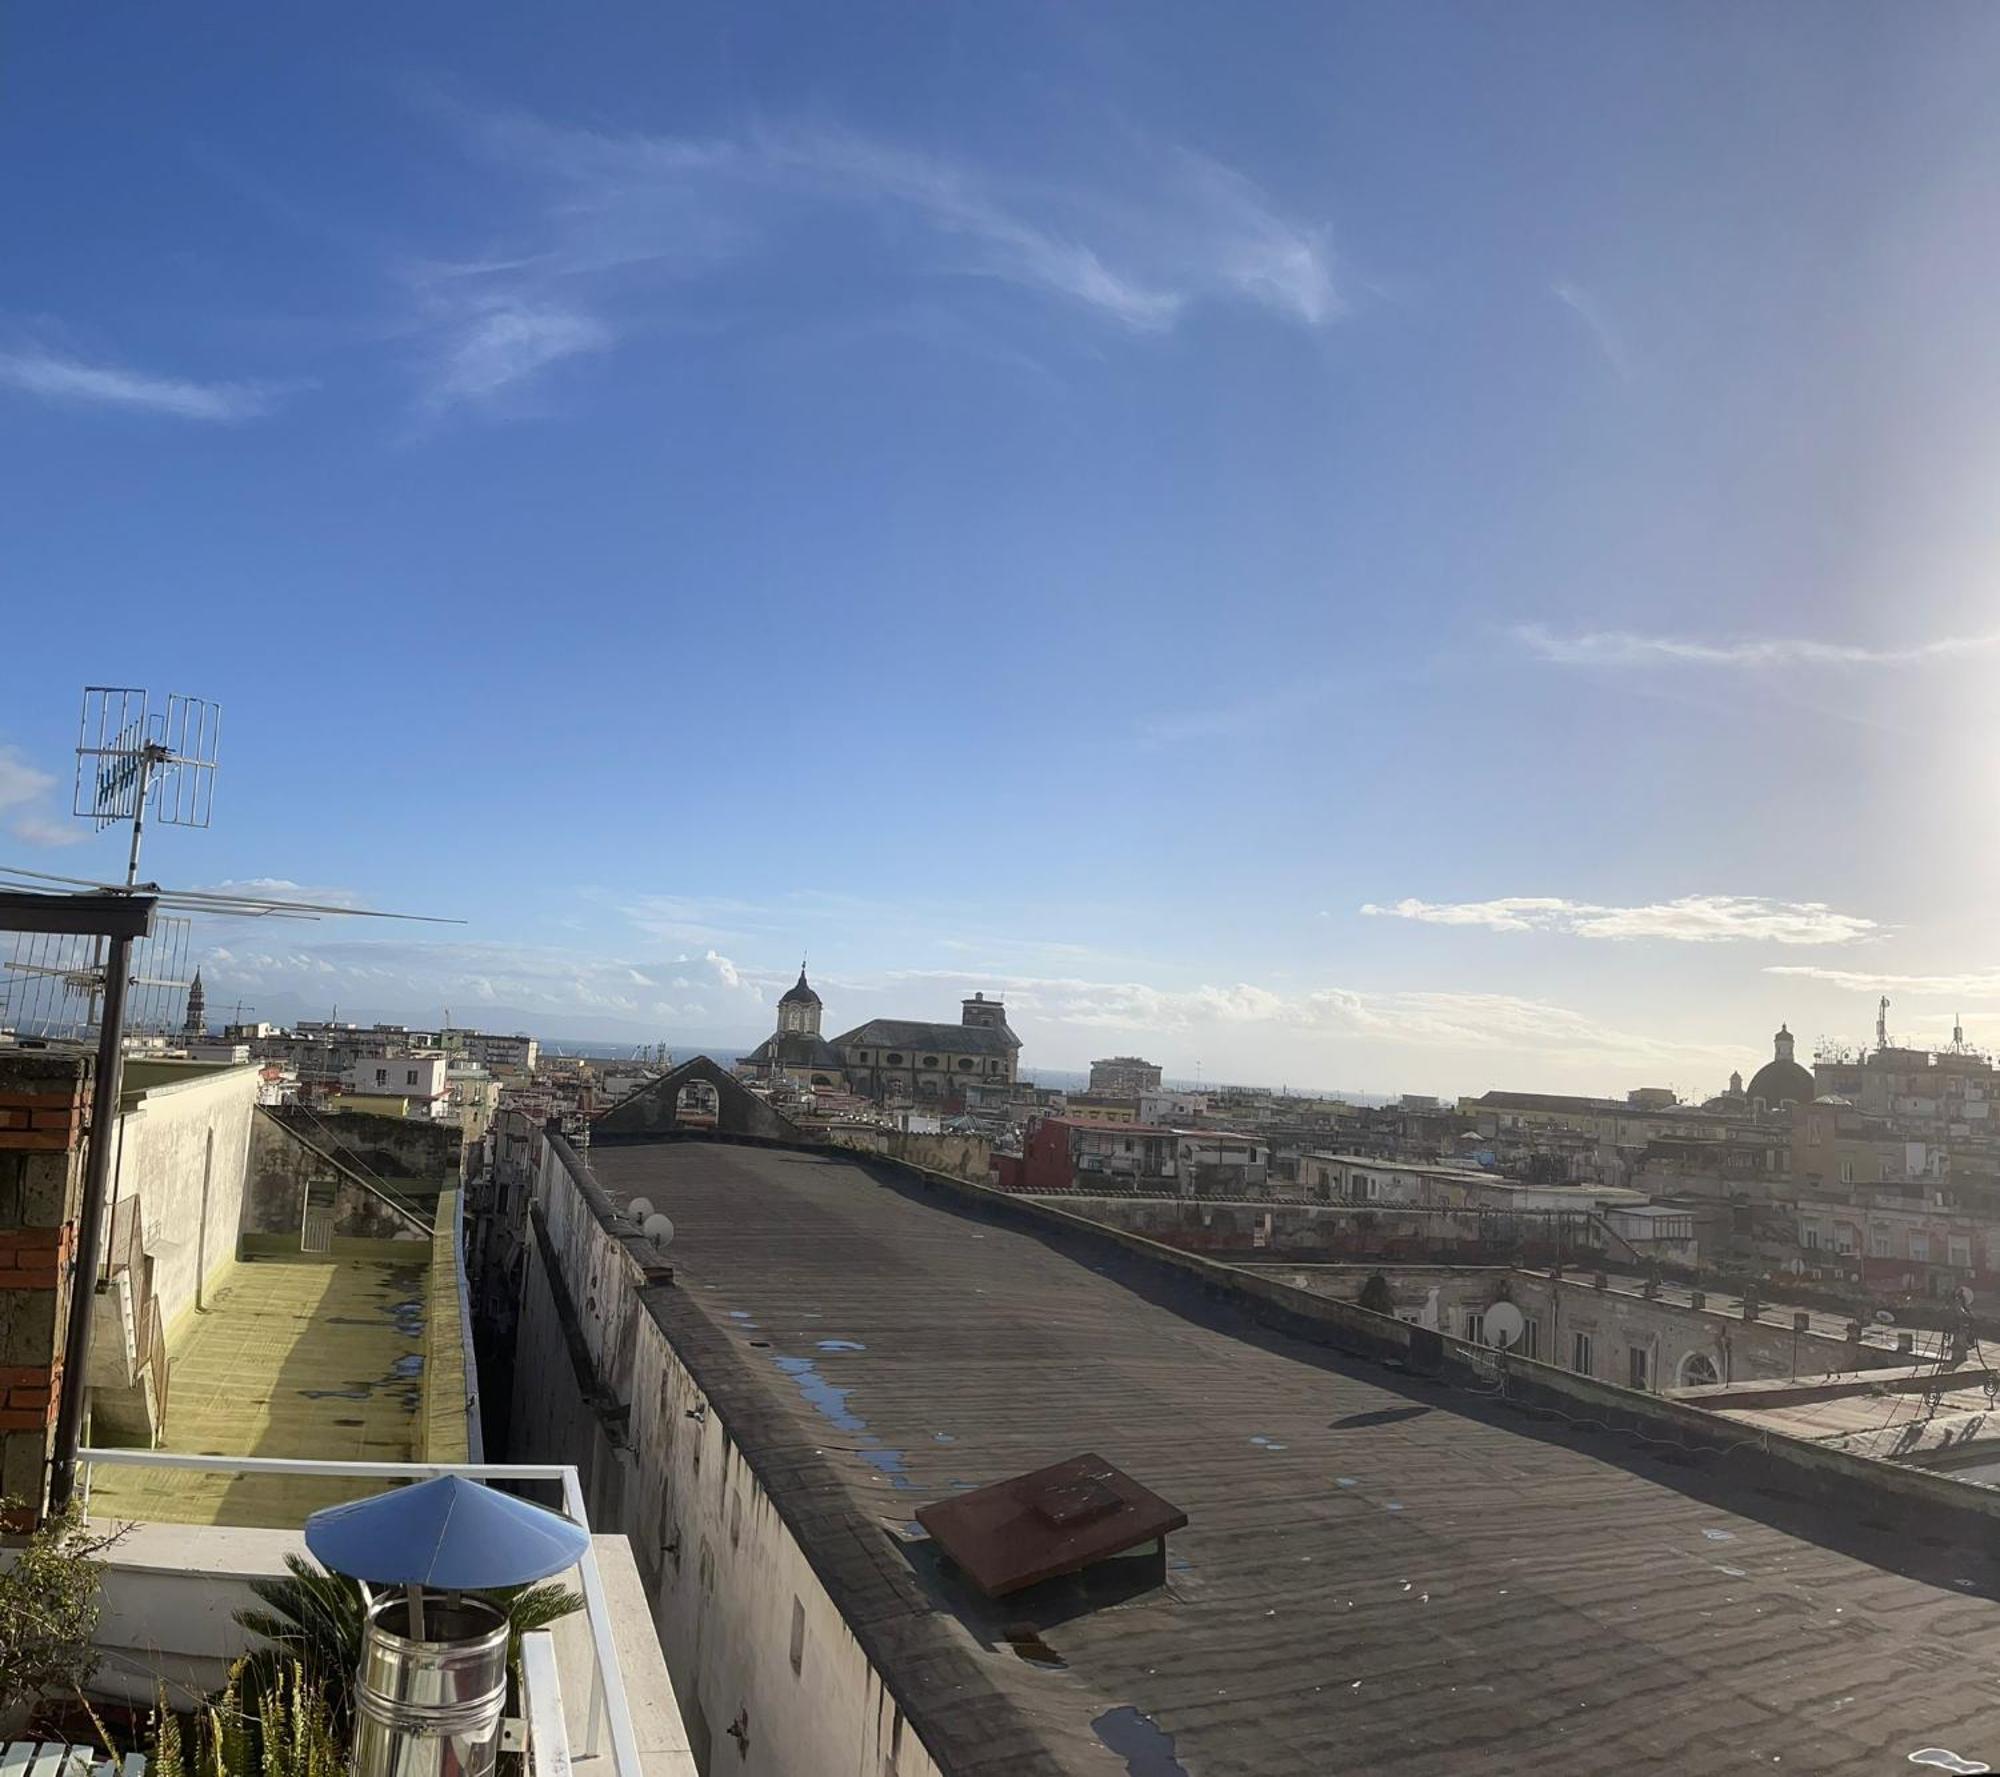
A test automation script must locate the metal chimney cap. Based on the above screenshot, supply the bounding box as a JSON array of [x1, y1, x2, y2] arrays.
[[305, 1475, 590, 1589]]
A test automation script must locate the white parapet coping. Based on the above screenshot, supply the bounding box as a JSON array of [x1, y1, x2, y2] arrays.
[[72, 1452, 691, 1777]]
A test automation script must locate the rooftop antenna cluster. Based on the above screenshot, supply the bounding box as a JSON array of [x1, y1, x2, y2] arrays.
[[0, 684, 463, 1514]]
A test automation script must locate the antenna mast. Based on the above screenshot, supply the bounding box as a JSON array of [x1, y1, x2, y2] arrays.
[[1877, 995, 1891, 1054]]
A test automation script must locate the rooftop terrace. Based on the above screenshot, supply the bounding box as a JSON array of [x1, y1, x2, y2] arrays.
[[87, 1249, 427, 1527], [589, 1139, 2000, 1775]]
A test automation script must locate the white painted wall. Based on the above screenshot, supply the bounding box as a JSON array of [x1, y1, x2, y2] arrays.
[[107, 1064, 259, 1338]]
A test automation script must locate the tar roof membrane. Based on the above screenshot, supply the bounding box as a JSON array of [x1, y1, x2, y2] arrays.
[[591, 1140, 2000, 1776]]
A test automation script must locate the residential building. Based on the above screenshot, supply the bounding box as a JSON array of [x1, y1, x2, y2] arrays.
[[344, 1049, 450, 1115], [1089, 1054, 1163, 1095]]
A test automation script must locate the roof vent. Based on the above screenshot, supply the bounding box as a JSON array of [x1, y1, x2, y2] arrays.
[[916, 1452, 1187, 1599]]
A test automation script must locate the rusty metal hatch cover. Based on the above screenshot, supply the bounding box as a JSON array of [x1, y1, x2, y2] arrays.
[[915, 1452, 1188, 1598]]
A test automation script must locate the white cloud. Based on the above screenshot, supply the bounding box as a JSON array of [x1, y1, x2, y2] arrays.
[[883, 965, 1736, 1071], [419, 301, 611, 409], [1550, 281, 1631, 380], [8, 815, 85, 849], [410, 97, 1336, 410], [1766, 963, 2000, 998], [0, 748, 54, 813], [0, 748, 86, 848], [1514, 623, 2000, 670], [1362, 894, 1878, 946], [0, 347, 284, 421]]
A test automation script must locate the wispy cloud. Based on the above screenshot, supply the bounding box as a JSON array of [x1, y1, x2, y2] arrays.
[[884, 965, 1736, 1071], [406, 96, 1339, 409], [419, 302, 610, 409], [1550, 280, 1631, 381], [1363, 894, 1878, 946], [1514, 623, 2000, 670], [0, 346, 285, 421], [0, 747, 84, 848], [1766, 963, 2000, 998]]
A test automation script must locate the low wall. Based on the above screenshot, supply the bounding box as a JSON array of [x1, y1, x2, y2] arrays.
[[1029, 1193, 1601, 1266], [418, 1191, 474, 1462], [829, 1125, 992, 1184]]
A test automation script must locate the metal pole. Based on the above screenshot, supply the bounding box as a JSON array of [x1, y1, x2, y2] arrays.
[[47, 931, 132, 1514]]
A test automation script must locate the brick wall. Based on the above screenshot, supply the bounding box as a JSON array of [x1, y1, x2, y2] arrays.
[[0, 1053, 89, 1525]]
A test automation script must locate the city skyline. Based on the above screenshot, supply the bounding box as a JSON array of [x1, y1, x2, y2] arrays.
[[8, 4, 2000, 1092]]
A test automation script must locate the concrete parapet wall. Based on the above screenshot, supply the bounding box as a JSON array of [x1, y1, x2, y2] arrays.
[[418, 1190, 473, 1462]]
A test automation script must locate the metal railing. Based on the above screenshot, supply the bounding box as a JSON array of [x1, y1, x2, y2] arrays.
[[75, 1452, 638, 1777]]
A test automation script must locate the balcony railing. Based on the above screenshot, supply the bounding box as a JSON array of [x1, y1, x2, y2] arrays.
[[76, 1451, 642, 1777]]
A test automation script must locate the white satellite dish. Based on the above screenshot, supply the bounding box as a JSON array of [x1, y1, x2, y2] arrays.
[[628, 1197, 655, 1220], [1483, 1301, 1526, 1350], [643, 1213, 676, 1248], [1955, 1284, 1976, 1312], [1874, 1309, 1897, 1325]]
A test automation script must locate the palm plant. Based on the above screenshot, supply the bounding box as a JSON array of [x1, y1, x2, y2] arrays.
[[235, 1554, 582, 1727]]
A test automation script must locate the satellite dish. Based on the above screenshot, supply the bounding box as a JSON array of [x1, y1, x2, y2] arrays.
[[628, 1196, 654, 1220], [643, 1214, 676, 1248], [1874, 1309, 1897, 1325], [1483, 1301, 1526, 1350], [1956, 1284, 1976, 1312]]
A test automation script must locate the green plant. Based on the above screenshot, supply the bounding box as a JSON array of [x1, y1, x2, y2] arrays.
[[150, 1661, 341, 1777], [0, 1499, 125, 1731], [235, 1554, 582, 1724]]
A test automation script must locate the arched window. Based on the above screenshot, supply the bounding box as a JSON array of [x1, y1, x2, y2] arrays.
[[1677, 1351, 1722, 1388]]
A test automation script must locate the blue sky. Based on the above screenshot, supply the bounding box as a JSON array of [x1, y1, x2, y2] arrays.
[[6, 2, 2000, 1093]]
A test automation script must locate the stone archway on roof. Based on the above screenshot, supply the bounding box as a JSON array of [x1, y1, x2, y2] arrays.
[[594, 1054, 803, 1142]]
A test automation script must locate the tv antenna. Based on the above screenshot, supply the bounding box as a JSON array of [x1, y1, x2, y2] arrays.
[[3, 686, 464, 1515], [1877, 995, 1891, 1053]]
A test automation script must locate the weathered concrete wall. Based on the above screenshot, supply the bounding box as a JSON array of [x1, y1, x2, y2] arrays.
[[109, 1065, 259, 1340], [506, 1135, 945, 1777], [1038, 1193, 1601, 1265], [268, 1106, 465, 1195], [418, 1190, 474, 1462], [829, 1125, 993, 1184], [245, 1110, 427, 1242], [1246, 1263, 1898, 1390]]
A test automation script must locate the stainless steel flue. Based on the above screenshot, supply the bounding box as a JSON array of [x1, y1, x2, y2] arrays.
[[351, 1591, 510, 1777]]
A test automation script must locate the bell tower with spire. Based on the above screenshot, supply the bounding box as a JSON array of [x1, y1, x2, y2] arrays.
[[182, 968, 207, 1038], [777, 964, 822, 1037]]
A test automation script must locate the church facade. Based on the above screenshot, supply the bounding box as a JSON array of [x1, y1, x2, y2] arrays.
[[737, 971, 1021, 1103]]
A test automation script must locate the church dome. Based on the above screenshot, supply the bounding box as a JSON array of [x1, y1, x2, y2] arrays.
[[779, 968, 821, 1007], [1747, 1023, 1814, 1108]]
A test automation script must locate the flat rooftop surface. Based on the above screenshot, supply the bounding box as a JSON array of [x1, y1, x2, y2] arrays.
[[592, 1141, 2000, 1777], [88, 1254, 425, 1528]]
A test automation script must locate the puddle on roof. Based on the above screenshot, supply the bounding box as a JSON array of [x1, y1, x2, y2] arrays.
[[1092, 1707, 1189, 1777], [301, 1388, 370, 1401], [391, 1355, 424, 1379], [1908, 1753, 1992, 1774], [771, 1355, 865, 1433], [932, 1431, 956, 1444], [1249, 1436, 1287, 1450], [860, 1446, 915, 1489], [816, 1339, 866, 1352]]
